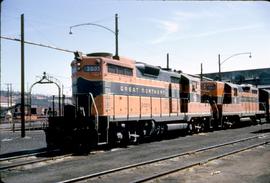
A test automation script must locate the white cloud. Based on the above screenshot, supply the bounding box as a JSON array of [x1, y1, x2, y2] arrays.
[[149, 19, 181, 44], [150, 11, 212, 44], [160, 20, 179, 33], [173, 11, 199, 20], [150, 8, 264, 45], [149, 10, 224, 44], [174, 11, 220, 20], [150, 19, 180, 33]]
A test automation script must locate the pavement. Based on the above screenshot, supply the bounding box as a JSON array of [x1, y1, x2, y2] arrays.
[[0, 119, 47, 131], [1, 123, 270, 183], [0, 130, 47, 157], [0, 122, 269, 156], [155, 143, 270, 183]]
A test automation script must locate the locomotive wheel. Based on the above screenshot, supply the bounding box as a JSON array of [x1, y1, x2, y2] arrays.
[[119, 129, 129, 147], [72, 128, 98, 153], [187, 123, 194, 135], [72, 129, 87, 153], [109, 127, 129, 147], [194, 121, 204, 133], [89, 129, 98, 149], [250, 117, 258, 125], [200, 122, 206, 133], [61, 135, 74, 152], [45, 128, 66, 150], [204, 118, 212, 132]]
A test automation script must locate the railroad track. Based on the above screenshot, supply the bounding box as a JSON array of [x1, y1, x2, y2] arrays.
[[0, 149, 72, 171], [0, 126, 46, 131], [0, 148, 56, 161], [58, 134, 269, 183]]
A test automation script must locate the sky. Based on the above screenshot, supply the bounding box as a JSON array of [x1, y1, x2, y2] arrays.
[[1, 0, 270, 96]]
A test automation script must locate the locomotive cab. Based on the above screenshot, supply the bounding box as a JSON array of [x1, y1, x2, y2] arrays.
[[71, 53, 108, 117]]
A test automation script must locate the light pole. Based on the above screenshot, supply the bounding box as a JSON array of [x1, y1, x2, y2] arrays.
[[69, 14, 119, 60], [218, 52, 252, 81], [0, 0, 3, 118], [21, 13, 25, 137]]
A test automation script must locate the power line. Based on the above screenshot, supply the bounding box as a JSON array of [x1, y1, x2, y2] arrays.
[[0, 35, 77, 53]]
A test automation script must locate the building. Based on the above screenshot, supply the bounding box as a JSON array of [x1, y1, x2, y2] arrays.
[[203, 67, 270, 89]]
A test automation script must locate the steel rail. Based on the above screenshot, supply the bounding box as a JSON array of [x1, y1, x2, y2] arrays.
[[0, 148, 59, 162], [58, 135, 265, 183], [0, 127, 45, 132], [0, 152, 72, 171], [132, 141, 269, 183]]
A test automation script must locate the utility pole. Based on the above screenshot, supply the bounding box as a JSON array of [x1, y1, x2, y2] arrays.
[[218, 54, 221, 81], [10, 83, 12, 107], [62, 84, 64, 116], [6, 83, 9, 108], [166, 53, 169, 69], [0, 0, 3, 117], [114, 13, 119, 60], [200, 63, 203, 81], [21, 14, 25, 138], [6, 83, 12, 108]]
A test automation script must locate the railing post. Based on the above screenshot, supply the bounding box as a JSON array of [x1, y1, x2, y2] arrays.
[[127, 95, 129, 119], [160, 97, 162, 117], [150, 96, 152, 118], [113, 94, 115, 120], [139, 96, 142, 118], [52, 95, 55, 117], [177, 98, 179, 116], [169, 97, 171, 117], [89, 92, 98, 131], [75, 94, 78, 118], [88, 94, 91, 117], [62, 94, 65, 116]]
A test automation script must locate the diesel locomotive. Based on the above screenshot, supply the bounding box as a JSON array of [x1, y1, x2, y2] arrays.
[[45, 52, 270, 150]]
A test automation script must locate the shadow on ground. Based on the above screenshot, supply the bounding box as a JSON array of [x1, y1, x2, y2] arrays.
[[251, 128, 270, 134]]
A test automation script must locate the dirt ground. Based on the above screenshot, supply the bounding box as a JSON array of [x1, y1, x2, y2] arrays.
[[152, 144, 270, 183]]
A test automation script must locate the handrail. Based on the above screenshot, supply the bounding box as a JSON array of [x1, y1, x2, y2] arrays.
[[113, 94, 115, 120], [127, 95, 129, 119], [89, 92, 99, 130], [150, 96, 153, 118], [140, 96, 142, 118]]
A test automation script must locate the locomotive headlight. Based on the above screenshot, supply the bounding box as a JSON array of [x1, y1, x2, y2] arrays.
[[76, 62, 81, 71]]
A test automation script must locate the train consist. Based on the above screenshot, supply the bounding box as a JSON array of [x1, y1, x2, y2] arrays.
[[45, 52, 270, 150]]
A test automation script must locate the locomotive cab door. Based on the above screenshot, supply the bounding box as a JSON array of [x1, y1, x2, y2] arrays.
[[170, 77, 181, 114], [180, 75, 189, 113], [75, 93, 91, 117], [169, 83, 173, 113]]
